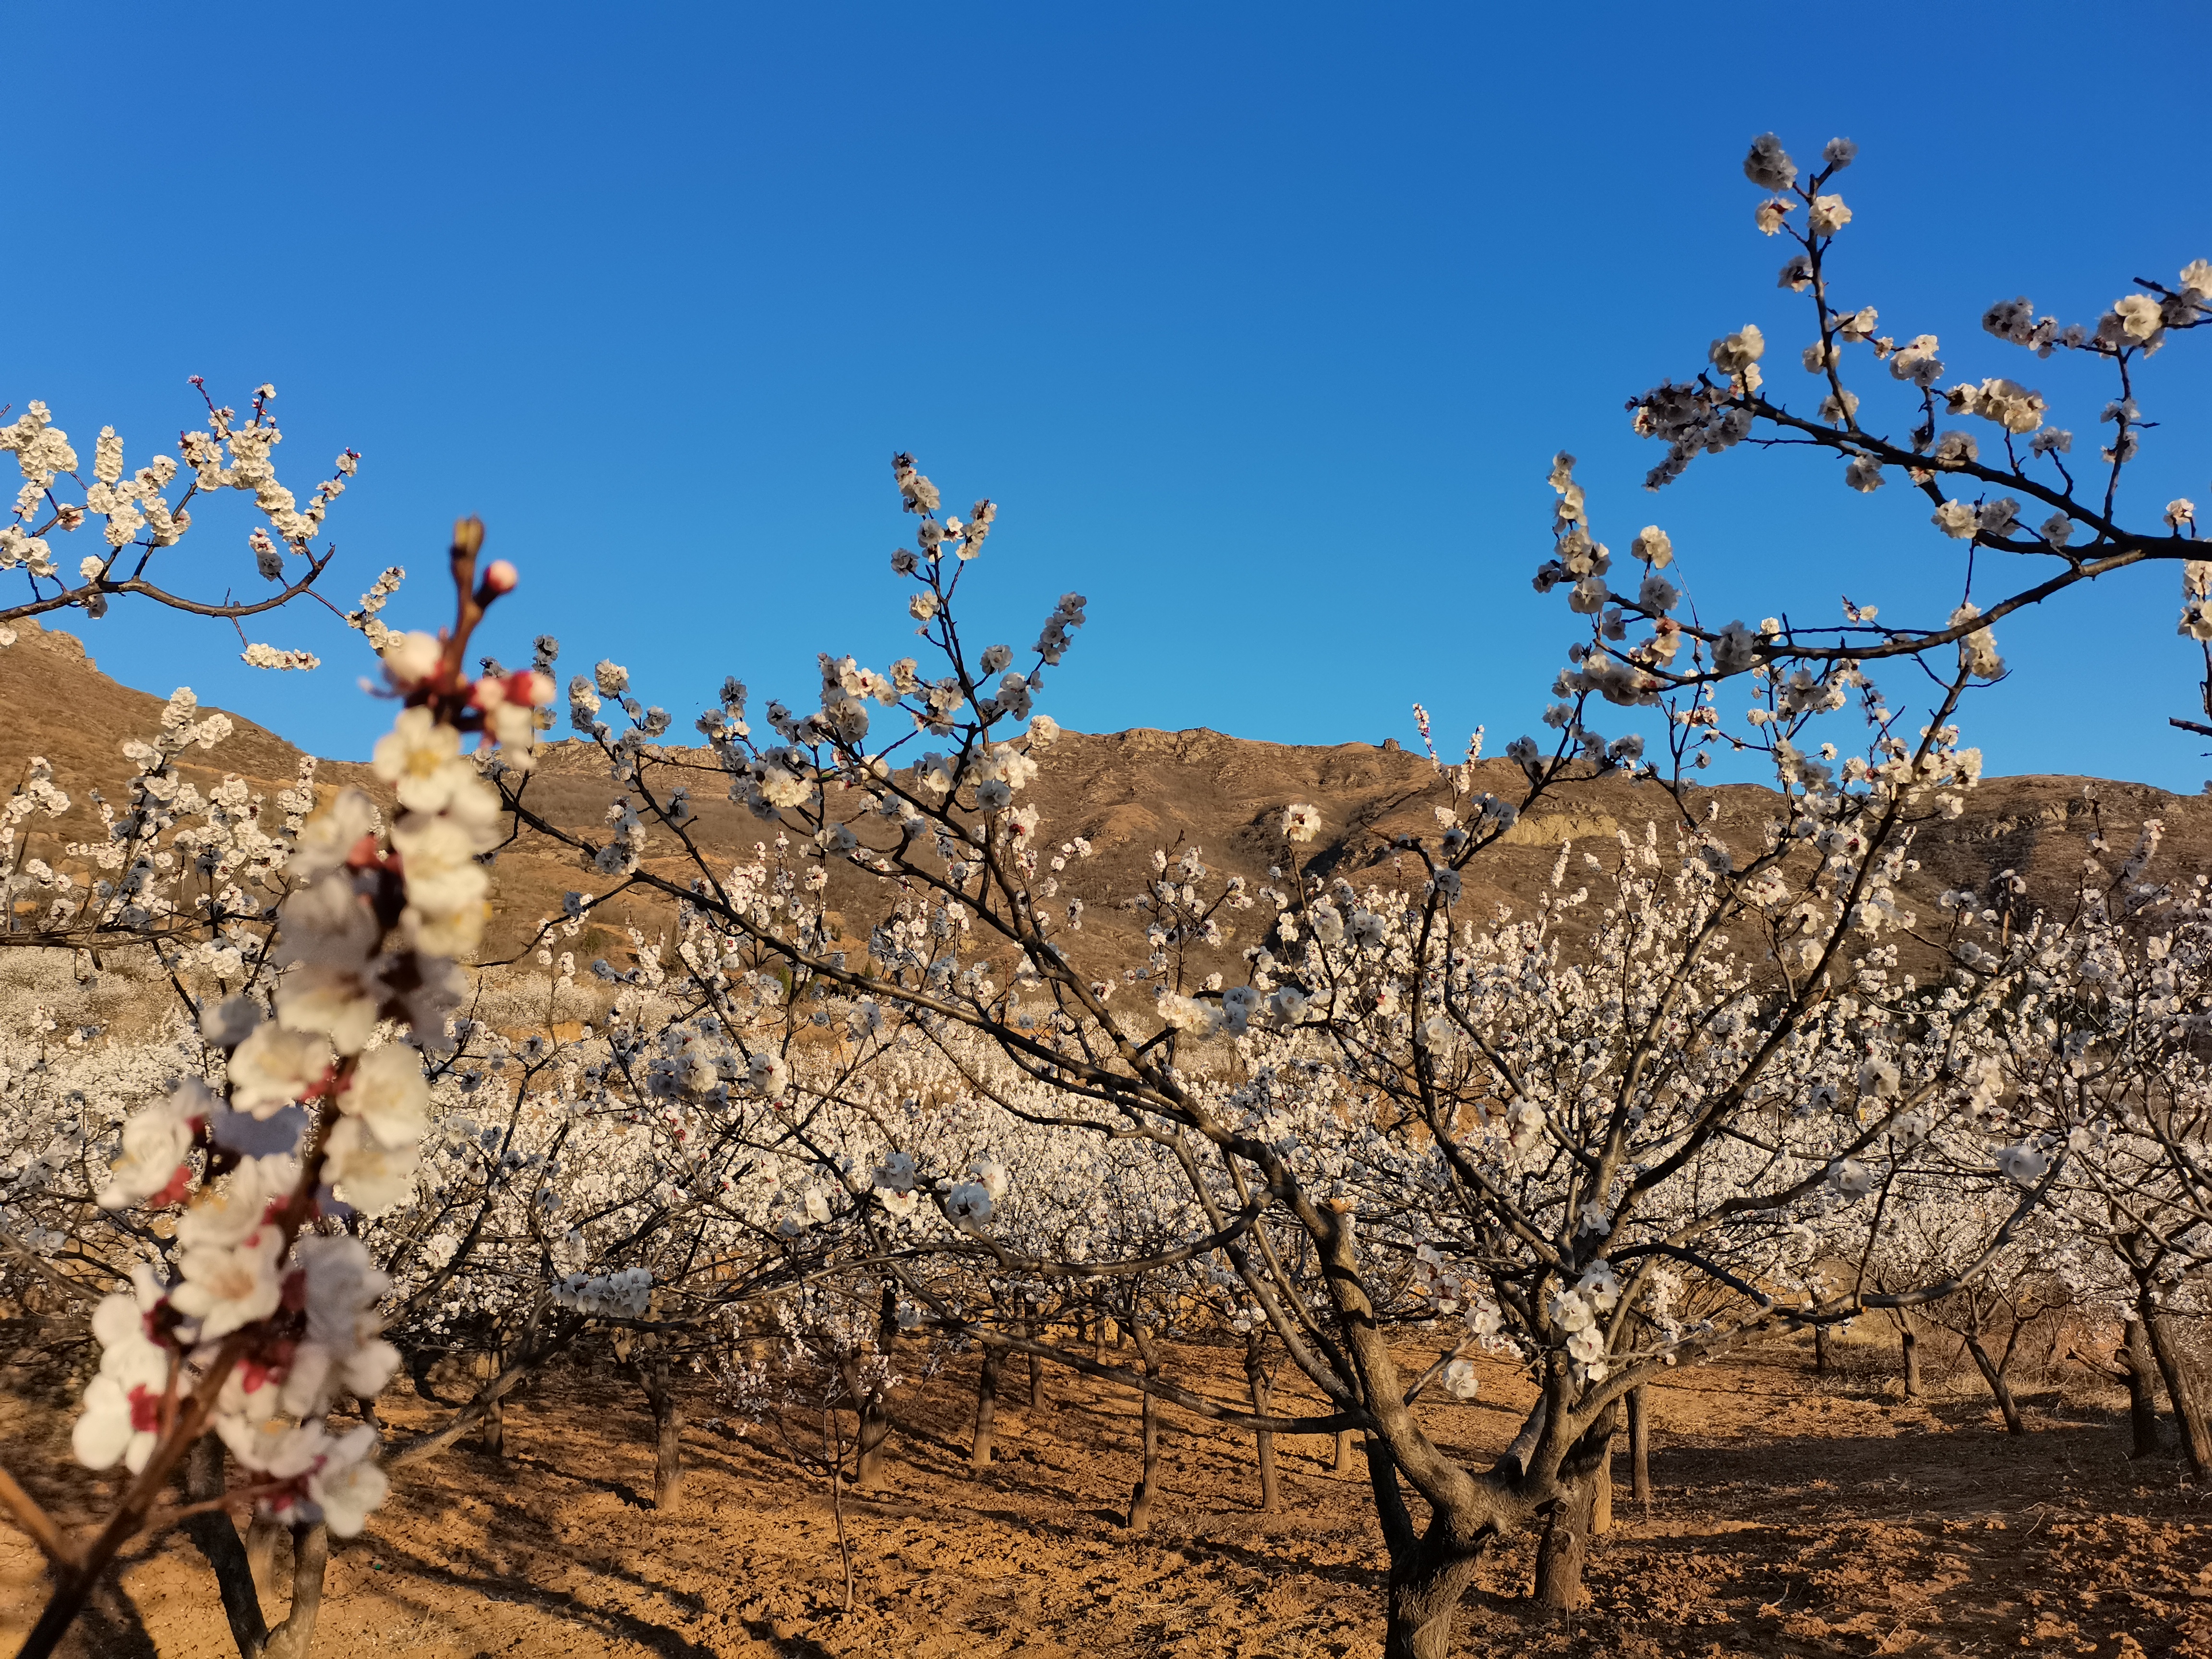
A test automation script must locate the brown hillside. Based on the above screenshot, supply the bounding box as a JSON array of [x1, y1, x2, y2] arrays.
[[8, 622, 2208, 979], [0, 622, 378, 910], [505, 724, 2212, 981]]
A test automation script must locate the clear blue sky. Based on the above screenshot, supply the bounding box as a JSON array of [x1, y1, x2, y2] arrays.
[[11, 2, 2212, 790]]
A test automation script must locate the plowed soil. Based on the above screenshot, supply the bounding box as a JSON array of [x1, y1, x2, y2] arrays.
[[3, 1337, 2208, 1658]]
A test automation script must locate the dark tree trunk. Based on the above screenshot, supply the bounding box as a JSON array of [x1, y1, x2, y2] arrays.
[[1126, 1323, 1162, 1530], [1244, 1331, 1277, 1514], [1900, 1324, 1923, 1398], [1127, 1391, 1161, 1530], [971, 1344, 1003, 1469], [179, 1433, 332, 1659], [1813, 1323, 1832, 1376], [181, 1434, 270, 1658], [637, 1346, 684, 1510], [405, 1343, 443, 1403], [2123, 1316, 2165, 1458], [1963, 1331, 2027, 1434], [1027, 1317, 1046, 1410], [2142, 1295, 2212, 1479], [1626, 1383, 1652, 1511]]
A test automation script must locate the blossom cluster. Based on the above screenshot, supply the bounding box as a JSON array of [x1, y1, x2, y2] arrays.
[[1, 382, 357, 655], [45, 541, 547, 1564]]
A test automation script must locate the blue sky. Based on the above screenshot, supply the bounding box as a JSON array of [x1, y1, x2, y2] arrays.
[[10, 2, 2212, 789]]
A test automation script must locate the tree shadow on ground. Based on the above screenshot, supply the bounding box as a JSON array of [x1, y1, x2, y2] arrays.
[[364, 1538, 724, 1659]]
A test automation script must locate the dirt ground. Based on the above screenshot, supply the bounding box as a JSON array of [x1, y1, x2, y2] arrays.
[[3, 1334, 2209, 1659]]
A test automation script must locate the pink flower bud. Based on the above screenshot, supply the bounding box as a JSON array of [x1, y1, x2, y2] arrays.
[[503, 669, 553, 708]]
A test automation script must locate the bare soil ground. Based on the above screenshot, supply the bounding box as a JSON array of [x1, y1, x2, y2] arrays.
[[4, 1338, 2208, 1659]]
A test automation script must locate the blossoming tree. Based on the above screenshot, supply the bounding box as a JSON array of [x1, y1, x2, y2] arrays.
[[468, 129, 2212, 1656], [8, 125, 2212, 1659], [1, 381, 353, 661], [0, 523, 549, 1659]]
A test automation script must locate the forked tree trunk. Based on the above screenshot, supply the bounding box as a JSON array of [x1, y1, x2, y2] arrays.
[[1372, 1443, 1493, 1659], [971, 1344, 1003, 1469], [1384, 1537, 1487, 1659], [2122, 1316, 2164, 1458], [1244, 1331, 1278, 1513], [2142, 1295, 2212, 1479], [637, 1345, 684, 1510], [1963, 1330, 2027, 1434], [1529, 1398, 1619, 1614], [1626, 1384, 1652, 1511], [1899, 1323, 1923, 1398]]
